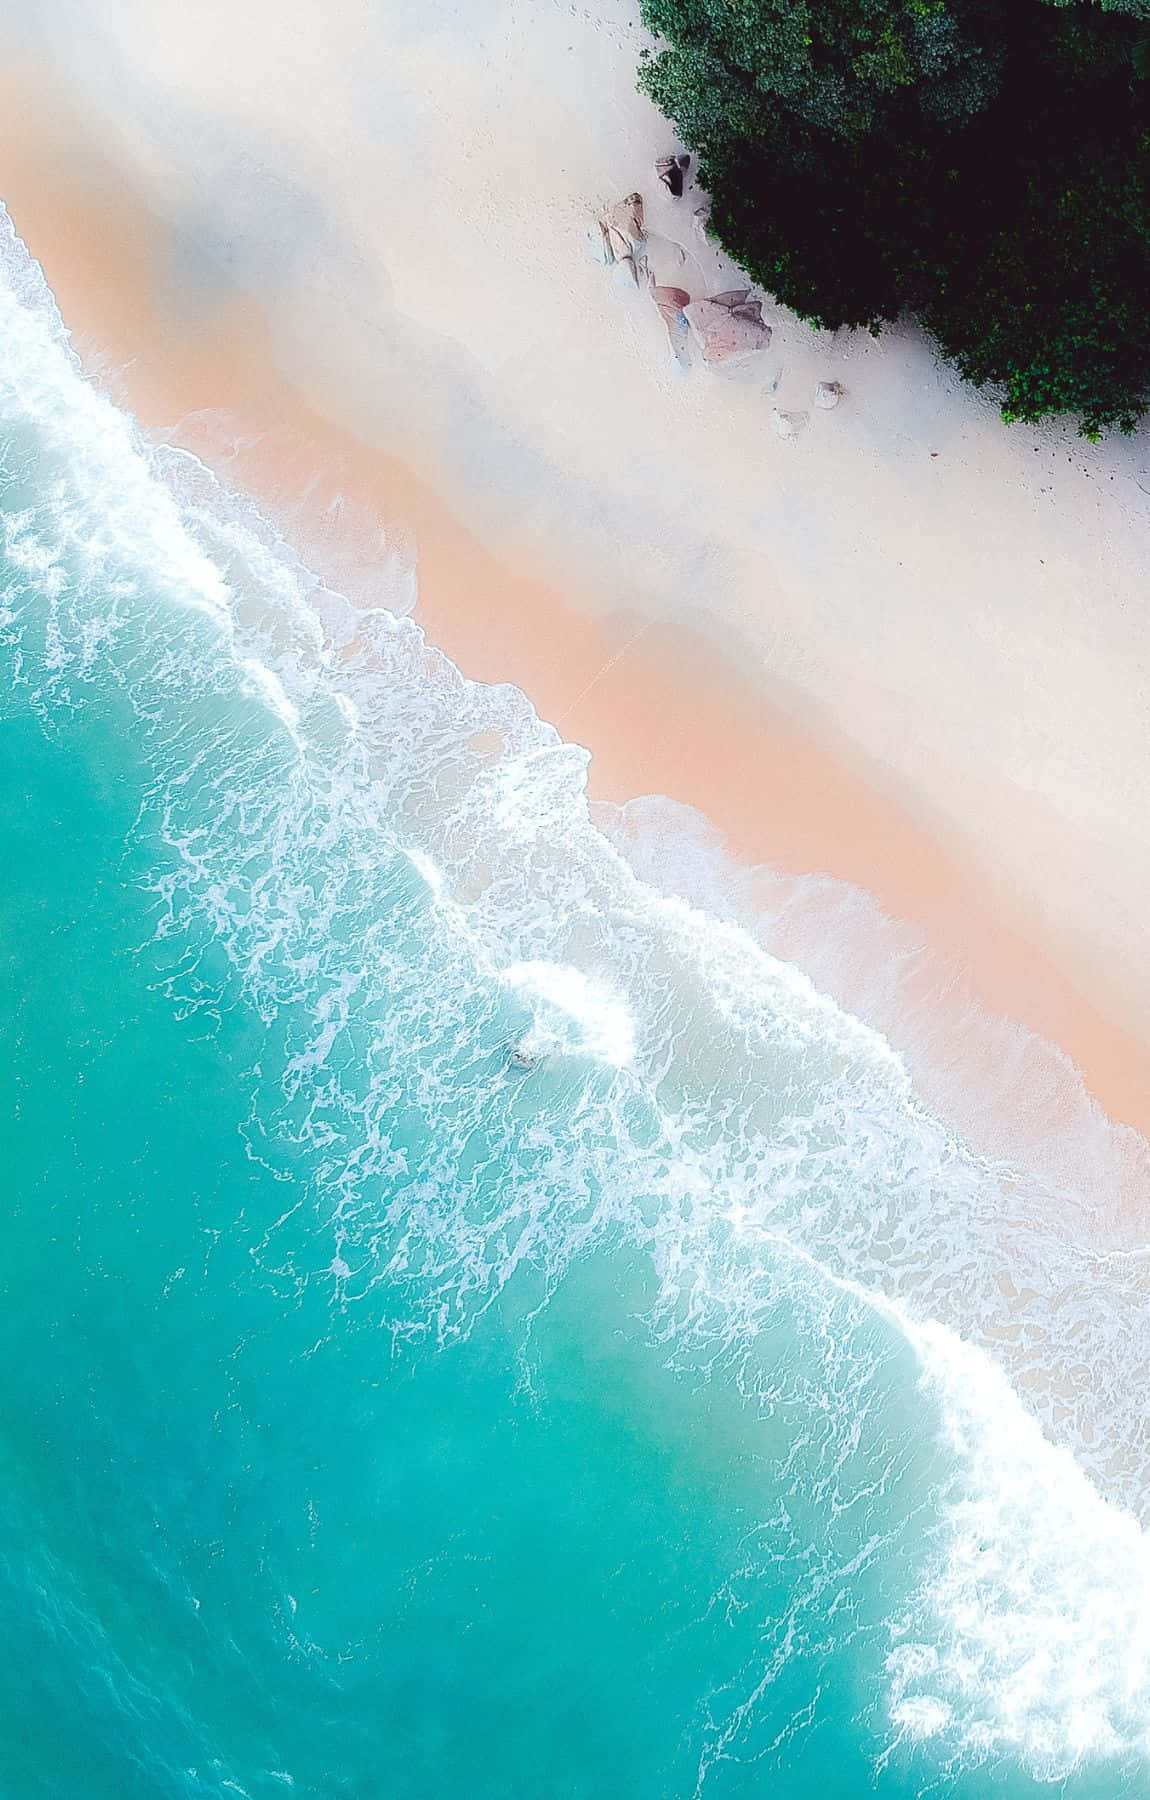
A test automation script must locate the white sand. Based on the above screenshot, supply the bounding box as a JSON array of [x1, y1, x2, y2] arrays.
[[4, 0, 1150, 1061]]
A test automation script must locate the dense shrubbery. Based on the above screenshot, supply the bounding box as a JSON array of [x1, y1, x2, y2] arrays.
[[639, 0, 1150, 433]]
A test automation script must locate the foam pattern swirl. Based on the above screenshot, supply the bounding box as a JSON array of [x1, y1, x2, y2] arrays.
[[2, 203, 1150, 1786]]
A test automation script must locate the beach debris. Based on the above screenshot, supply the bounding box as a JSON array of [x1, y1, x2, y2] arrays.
[[655, 153, 691, 197], [684, 296, 772, 363], [771, 407, 809, 441], [692, 205, 710, 240], [814, 380, 845, 410], [509, 1046, 540, 1073]]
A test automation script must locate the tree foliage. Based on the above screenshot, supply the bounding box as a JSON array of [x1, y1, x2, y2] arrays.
[[639, 0, 1150, 433]]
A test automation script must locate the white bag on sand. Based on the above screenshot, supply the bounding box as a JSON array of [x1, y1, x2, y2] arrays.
[[771, 408, 808, 440]]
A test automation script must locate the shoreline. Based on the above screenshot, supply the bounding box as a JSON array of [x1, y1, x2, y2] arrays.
[[3, 67, 1150, 1156]]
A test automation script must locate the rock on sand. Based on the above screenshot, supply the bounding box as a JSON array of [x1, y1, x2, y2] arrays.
[[684, 297, 772, 364]]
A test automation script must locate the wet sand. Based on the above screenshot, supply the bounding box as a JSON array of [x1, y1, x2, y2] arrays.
[[3, 65, 1150, 1153]]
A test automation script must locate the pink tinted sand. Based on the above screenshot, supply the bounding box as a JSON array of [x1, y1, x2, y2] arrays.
[[4, 74, 1150, 1139]]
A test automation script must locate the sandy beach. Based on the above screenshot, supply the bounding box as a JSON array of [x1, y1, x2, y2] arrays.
[[11, 11, 1150, 1784], [1, 7, 1149, 1193]]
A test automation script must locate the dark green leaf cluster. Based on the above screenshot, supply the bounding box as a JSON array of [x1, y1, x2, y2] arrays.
[[639, 0, 1150, 433]]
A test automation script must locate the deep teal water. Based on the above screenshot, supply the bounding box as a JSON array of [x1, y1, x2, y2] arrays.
[[1, 207, 1149, 1799]]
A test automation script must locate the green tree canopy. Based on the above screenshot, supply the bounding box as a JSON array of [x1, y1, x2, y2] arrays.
[[639, 0, 1150, 433]]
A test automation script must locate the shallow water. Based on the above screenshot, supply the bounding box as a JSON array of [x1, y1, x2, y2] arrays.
[[1, 206, 1149, 1797]]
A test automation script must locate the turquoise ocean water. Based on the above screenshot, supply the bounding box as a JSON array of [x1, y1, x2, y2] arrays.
[[2, 207, 1150, 1798]]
